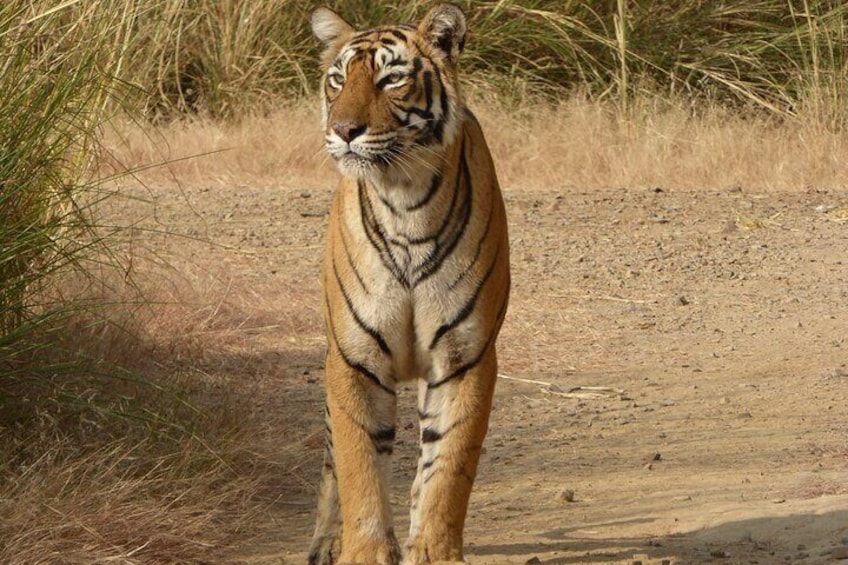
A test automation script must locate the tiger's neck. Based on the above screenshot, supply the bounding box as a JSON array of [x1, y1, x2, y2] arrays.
[[353, 120, 471, 287], [359, 114, 465, 216]]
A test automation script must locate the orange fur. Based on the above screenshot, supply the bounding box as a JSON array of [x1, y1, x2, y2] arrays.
[[309, 6, 509, 564]]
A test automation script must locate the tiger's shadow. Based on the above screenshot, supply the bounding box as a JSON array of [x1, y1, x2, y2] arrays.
[[466, 509, 848, 563]]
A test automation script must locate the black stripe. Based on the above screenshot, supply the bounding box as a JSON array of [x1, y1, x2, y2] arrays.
[[326, 298, 396, 396], [422, 70, 433, 114], [414, 139, 473, 285], [449, 200, 495, 289], [376, 74, 395, 90], [359, 180, 408, 286], [332, 260, 391, 355], [339, 221, 369, 293], [370, 427, 396, 443], [427, 295, 508, 390], [430, 245, 502, 350], [390, 30, 408, 41], [398, 57, 422, 103], [421, 428, 443, 443], [341, 352, 395, 396], [427, 154, 462, 240], [378, 193, 399, 215], [407, 171, 442, 211], [422, 457, 439, 470], [434, 70, 449, 142], [371, 428, 396, 454], [439, 74, 450, 123]]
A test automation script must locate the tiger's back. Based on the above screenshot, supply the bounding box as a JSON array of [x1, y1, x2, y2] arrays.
[[309, 5, 509, 564]]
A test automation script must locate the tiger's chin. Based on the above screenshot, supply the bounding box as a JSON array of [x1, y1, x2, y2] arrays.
[[333, 146, 442, 189], [336, 153, 418, 186], [334, 152, 385, 180]]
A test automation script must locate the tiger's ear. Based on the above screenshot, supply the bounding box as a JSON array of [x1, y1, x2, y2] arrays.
[[419, 3, 467, 64], [311, 7, 354, 47]]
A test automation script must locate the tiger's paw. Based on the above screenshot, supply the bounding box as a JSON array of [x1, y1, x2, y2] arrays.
[[334, 531, 401, 565], [307, 534, 340, 565], [401, 542, 465, 565]]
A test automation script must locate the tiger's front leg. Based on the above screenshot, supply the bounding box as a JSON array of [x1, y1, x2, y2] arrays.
[[403, 348, 498, 565], [321, 351, 402, 565]]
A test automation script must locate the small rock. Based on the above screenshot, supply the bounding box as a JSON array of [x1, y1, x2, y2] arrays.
[[722, 220, 738, 233], [676, 295, 690, 306], [560, 489, 575, 503], [831, 546, 848, 559], [826, 368, 848, 379], [525, 558, 542, 565]]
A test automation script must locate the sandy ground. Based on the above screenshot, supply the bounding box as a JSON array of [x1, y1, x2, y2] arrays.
[[115, 170, 848, 564]]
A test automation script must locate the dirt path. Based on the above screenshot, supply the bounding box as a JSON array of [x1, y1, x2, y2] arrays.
[[117, 180, 848, 564]]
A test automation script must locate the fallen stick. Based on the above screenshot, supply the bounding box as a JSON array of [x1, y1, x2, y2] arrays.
[[497, 374, 625, 400], [543, 385, 625, 400], [497, 373, 552, 387]]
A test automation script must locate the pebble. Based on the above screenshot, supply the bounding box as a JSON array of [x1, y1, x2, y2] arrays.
[[831, 546, 848, 559], [524, 558, 542, 565], [560, 489, 575, 503]]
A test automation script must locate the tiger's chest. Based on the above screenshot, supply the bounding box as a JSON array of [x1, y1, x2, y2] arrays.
[[326, 176, 486, 381]]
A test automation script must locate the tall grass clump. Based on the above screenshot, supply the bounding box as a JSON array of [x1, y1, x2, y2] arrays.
[[107, 0, 846, 128], [0, 1, 125, 363], [1, 2, 265, 561]]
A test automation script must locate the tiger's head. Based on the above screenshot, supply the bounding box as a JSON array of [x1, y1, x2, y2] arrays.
[[311, 4, 467, 184]]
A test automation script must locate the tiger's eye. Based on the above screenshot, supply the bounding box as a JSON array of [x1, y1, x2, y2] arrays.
[[327, 73, 345, 89]]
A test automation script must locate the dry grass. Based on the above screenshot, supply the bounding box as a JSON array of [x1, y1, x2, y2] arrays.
[[8, 91, 844, 563], [105, 95, 848, 193], [101, 103, 330, 190], [0, 256, 316, 563]]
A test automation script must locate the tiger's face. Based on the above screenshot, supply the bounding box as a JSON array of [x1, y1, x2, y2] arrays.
[[312, 5, 466, 184]]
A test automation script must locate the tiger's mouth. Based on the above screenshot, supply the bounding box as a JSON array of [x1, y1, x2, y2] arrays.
[[328, 136, 405, 177]]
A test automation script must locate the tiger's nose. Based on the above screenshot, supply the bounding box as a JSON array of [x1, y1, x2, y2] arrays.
[[332, 121, 366, 142]]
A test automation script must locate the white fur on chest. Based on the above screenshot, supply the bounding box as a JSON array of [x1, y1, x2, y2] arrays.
[[341, 183, 485, 382]]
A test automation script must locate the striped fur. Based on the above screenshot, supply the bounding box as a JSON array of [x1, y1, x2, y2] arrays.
[[309, 5, 509, 564]]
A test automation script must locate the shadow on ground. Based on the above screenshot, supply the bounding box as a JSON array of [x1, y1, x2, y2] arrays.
[[467, 509, 848, 563]]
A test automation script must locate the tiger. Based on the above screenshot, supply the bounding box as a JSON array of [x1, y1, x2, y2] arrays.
[[308, 4, 510, 564]]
